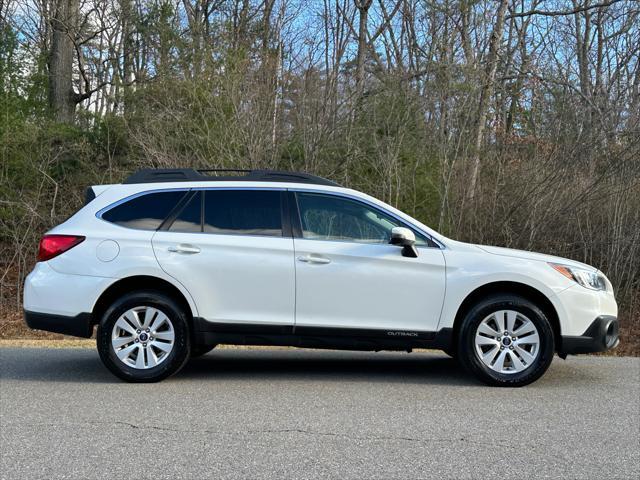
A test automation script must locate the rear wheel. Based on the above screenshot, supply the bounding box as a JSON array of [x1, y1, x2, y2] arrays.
[[97, 291, 191, 382], [457, 294, 554, 387]]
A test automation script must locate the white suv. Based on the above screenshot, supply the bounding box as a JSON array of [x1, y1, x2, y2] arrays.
[[23, 169, 619, 385]]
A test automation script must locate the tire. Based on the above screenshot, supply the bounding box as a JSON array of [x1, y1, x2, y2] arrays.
[[190, 344, 217, 358], [457, 294, 555, 387], [97, 290, 191, 382]]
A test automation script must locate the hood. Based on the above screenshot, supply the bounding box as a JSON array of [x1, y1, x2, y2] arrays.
[[475, 244, 595, 271]]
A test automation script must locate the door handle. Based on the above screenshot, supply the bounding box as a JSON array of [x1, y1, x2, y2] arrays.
[[168, 244, 201, 254], [297, 255, 331, 265]]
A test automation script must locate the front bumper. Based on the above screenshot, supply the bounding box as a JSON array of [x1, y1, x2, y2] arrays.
[[24, 310, 94, 338], [560, 315, 619, 355]]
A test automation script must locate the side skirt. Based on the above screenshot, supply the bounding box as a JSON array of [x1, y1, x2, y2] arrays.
[[193, 318, 453, 352]]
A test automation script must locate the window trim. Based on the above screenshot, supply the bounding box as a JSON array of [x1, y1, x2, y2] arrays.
[[290, 189, 444, 249], [95, 185, 444, 248]]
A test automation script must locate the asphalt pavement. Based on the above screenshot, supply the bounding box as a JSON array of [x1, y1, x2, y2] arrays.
[[1, 347, 638, 479]]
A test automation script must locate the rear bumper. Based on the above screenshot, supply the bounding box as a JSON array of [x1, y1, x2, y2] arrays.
[[24, 310, 94, 338], [23, 262, 112, 318], [560, 315, 619, 355]]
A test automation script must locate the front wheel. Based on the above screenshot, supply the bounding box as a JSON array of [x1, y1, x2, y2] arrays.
[[457, 295, 555, 387], [97, 291, 191, 382]]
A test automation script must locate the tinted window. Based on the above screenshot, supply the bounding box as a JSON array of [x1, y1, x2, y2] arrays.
[[296, 192, 428, 245], [102, 191, 186, 230], [204, 190, 282, 236], [169, 192, 202, 232]]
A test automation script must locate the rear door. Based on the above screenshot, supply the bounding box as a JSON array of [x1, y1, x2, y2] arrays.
[[152, 188, 295, 328]]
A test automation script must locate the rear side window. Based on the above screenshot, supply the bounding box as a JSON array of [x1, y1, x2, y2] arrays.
[[101, 191, 186, 230], [204, 190, 282, 236]]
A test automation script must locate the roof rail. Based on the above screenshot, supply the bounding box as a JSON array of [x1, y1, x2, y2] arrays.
[[123, 168, 341, 187]]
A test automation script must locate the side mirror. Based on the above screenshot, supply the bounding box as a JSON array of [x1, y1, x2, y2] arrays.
[[389, 227, 418, 258]]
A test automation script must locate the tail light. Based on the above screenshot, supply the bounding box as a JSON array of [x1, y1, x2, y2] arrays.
[[37, 235, 85, 262]]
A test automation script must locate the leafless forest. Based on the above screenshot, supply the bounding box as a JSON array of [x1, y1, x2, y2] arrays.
[[1, 0, 638, 353]]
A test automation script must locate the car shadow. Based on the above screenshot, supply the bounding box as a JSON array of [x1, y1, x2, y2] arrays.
[[0, 348, 600, 387], [0, 348, 115, 384], [179, 350, 480, 386], [1, 347, 480, 386]]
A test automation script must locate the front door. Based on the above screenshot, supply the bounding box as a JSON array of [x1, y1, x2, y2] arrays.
[[292, 192, 446, 334]]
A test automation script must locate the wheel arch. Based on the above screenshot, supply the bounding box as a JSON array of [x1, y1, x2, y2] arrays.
[[91, 275, 196, 328], [451, 281, 561, 353]]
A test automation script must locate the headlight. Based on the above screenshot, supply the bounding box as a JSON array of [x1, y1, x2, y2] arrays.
[[548, 263, 608, 291]]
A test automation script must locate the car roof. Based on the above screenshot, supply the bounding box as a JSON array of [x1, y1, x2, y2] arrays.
[[123, 169, 341, 187]]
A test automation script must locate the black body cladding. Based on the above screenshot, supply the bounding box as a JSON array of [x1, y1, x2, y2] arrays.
[[24, 310, 94, 338], [192, 317, 455, 352], [560, 315, 619, 354]]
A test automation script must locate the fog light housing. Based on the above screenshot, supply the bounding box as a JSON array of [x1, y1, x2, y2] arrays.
[[604, 320, 619, 349]]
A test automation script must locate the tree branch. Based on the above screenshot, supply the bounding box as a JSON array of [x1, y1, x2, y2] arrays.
[[507, 0, 622, 19]]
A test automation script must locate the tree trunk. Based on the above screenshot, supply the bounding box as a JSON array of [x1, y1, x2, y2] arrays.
[[48, 0, 78, 123], [466, 0, 509, 200], [121, 0, 134, 113], [355, 0, 372, 100]]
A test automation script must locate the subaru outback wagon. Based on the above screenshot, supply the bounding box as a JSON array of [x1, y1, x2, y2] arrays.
[[24, 169, 619, 385]]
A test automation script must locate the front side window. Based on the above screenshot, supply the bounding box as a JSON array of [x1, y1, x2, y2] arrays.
[[101, 191, 186, 230], [296, 192, 428, 245], [203, 190, 282, 236]]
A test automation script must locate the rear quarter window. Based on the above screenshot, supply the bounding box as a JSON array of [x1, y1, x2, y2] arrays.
[[101, 191, 187, 230]]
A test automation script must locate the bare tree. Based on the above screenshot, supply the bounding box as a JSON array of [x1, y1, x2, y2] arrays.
[[354, 0, 372, 99], [48, 0, 79, 122], [467, 0, 509, 201]]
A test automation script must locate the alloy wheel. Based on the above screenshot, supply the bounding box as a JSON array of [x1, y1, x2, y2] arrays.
[[474, 309, 540, 374], [111, 306, 175, 369]]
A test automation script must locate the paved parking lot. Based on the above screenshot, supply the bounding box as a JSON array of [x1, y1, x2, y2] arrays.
[[1, 347, 638, 479]]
